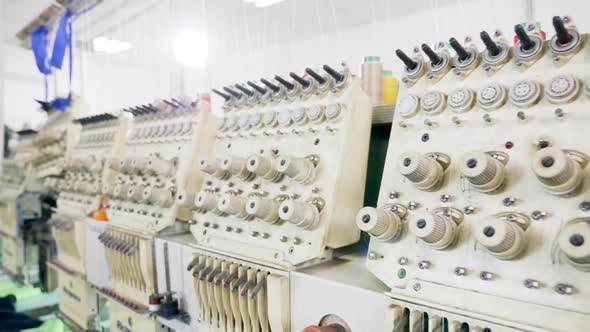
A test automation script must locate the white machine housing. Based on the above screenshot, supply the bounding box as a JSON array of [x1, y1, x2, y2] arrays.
[[101, 96, 217, 307], [360, 17, 590, 331], [190, 65, 372, 270], [52, 113, 128, 275]]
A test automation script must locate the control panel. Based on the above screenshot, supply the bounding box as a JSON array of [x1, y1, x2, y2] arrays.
[[104, 96, 216, 233], [100, 95, 216, 306], [190, 64, 372, 269], [358, 16, 590, 331]]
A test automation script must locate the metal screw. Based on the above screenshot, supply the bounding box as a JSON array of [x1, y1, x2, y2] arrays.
[[480, 271, 494, 280], [555, 108, 564, 117], [279, 235, 288, 242], [454, 267, 467, 276], [368, 251, 382, 260], [440, 194, 450, 203], [451, 116, 461, 125], [418, 260, 430, 270], [311, 187, 320, 194], [389, 191, 399, 199], [235, 228, 242, 234], [579, 201, 590, 211], [517, 111, 526, 121], [464, 206, 475, 214], [398, 257, 408, 265], [292, 237, 302, 245], [507, 214, 518, 222], [413, 283, 421, 291], [531, 210, 546, 220], [250, 231, 259, 237], [483, 114, 492, 123], [555, 283, 574, 295], [524, 279, 540, 289], [503, 197, 516, 207], [408, 201, 418, 210], [262, 233, 270, 239], [225, 226, 233, 232]]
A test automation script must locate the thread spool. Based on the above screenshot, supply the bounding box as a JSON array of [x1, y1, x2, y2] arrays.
[[361, 56, 383, 105]]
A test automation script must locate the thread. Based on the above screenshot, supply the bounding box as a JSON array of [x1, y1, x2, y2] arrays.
[[361, 56, 383, 105]]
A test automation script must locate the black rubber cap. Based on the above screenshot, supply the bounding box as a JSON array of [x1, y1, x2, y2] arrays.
[[480, 31, 500, 56], [421, 43, 443, 66], [552, 16, 572, 45], [514, 24, 535, 51], [395, 49, 418, 70]]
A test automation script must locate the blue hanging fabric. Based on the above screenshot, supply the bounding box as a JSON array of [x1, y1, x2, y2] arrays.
[[49, 8, 73, 111], [50, 8, 72, 69], [30, 26, 52, 74], [30, 25, 52, 101]]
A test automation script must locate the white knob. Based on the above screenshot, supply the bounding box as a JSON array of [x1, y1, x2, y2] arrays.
[[199, 159, 228, 179], [278, 200, 319, 229], [356, 207, 402, 241], [127, 185, 145, 202], [176, 190, 196, 209], [246, 196, 280, 223], [459, 152, 506, 192], [217, 193, 247, 217], [194, 191, 218, 211], [147, 157, 175, 176], [119, 158, 133, 173], [246, 155, 281, 182], [130, 158, 149, 174], [108, 158, 122, 171], [102, 184, 113, 196], [409, 212, 457, 249], [220, 157, 252, 180], [532, 147, 583, 195], [275, 155, 316, 184], [558, 220, 590, 269], [397, 152, 443, 191], [142, 187, 174, 207], [475, 217, 526, 259], [113, 184, 129, 199], [87, 182, 101, 195]]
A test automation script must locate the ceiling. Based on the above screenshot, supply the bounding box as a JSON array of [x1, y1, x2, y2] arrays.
[[2, 0, 469, 59]]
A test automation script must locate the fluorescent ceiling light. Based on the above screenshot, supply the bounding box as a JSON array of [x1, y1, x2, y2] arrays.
[[242, 0, 286, 8], [92, 36, 132, 54], [173, 30, 209, 68], [255, 0, 286, 7]]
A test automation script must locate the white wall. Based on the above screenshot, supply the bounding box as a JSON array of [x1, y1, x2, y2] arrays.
[[3, 0, 590, 130], [2, 43, 47, 130], [184, 0, 529, 94]]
